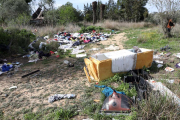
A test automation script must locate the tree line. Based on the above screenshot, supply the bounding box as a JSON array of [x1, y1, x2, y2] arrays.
[[0, 0, 149, 26]]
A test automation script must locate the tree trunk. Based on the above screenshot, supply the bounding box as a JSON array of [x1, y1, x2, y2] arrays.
[[92, 1, 97, 24]]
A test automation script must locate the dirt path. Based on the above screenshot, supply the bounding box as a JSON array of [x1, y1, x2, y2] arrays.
[[100, 32, 128, 49]]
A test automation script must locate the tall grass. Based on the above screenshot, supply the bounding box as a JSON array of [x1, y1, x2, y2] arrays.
[[10, 23, 81, 37], [85, 20, 146, 30]]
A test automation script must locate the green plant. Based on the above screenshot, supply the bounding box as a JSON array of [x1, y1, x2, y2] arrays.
[[45, 108, 78, 120], [116, 82, 137, 97]]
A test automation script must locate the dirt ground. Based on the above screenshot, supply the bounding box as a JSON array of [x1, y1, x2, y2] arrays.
[[0, 32, 129, 119]]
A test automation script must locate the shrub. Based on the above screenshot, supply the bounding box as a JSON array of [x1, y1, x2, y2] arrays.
[[0, 28, 36, 57]]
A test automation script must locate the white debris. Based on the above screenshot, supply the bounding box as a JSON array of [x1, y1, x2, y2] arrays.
[[9, 86, 17, 89], [105, 45, 119, 51], [90, 48, 100, 51], [71, 49, 85, 55], [157, 64, 163, 68], [76, 54, 87, 58], [64, 60, 69, 64], [173, 53, 180, 58], [155, 60, 163, 64], [44, 36, 49, 40], [153, 55, 161, 59], [39, 42, 47, 49]]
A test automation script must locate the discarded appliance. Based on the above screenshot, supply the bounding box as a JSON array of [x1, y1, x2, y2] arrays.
[[101, 90, 132, 113], [84, 48, 153, 82]]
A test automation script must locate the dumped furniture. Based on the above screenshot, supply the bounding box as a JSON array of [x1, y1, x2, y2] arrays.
[[84, 48, 153, 82]]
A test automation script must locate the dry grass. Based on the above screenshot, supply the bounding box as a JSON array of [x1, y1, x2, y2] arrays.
[[10, 23, 81, 37], [85, 20, 146, 30]]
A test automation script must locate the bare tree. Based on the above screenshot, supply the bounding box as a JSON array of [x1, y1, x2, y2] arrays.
[[149, 0, 180, 37]]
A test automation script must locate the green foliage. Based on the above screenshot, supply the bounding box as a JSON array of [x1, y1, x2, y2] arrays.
[[0, 28, 36, 57], [0, 110, 4, 120], [56, 2, 83, 25], [57, 49, 73, 58], [0, 0, 31, 25], [23, 108, 78, 120], [45, 108, 78, 120], [116, 82, 137, 97], [79, 26, 103, 33]]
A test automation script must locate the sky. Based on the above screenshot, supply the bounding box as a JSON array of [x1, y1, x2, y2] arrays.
[[32, 0, 158, 13]]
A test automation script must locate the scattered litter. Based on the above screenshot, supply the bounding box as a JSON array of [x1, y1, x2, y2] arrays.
[[9, 86, 17, 89], [94, 99, 100, 103], [68, 63, 74, 67], [1, 63, 13, 72], [175, 63, 180, 68], [165, 52, 171, 57], [44, 35, 49, 40], [71, 49, 85, 55], [167, 79, 174, 84], [76, 54, 87, 58], [105, 45, 119, 51], [160, 45, 171, 51], [157, 64, 163, 68], [153, 55, 160, 59], [48, 94, 76, 103], [22, 70, 40, 78], [28, 59, 38, 63], [173, 53, 180, 58], [64, 60, 69, 64], [155, 60, 163, 64], [165, 67, 174, 72]]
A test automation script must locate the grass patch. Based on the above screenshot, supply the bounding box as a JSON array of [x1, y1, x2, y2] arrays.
[[124, 28, 180, 53]]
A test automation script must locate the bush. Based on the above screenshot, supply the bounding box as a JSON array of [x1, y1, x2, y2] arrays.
[[0, 28, 36, 57], [79, 26, 103, 33]]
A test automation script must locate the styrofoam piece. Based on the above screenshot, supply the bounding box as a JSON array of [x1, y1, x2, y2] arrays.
[[76, 54, 87, 58], [147, 80, 180, 106]]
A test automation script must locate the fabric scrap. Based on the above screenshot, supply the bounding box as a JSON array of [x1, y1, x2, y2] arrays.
[[48, 94, 76, 103], [94, 85, 125, 97]]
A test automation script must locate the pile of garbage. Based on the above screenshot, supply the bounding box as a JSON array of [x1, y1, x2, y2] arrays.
[[26, 31, 114, 62]]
